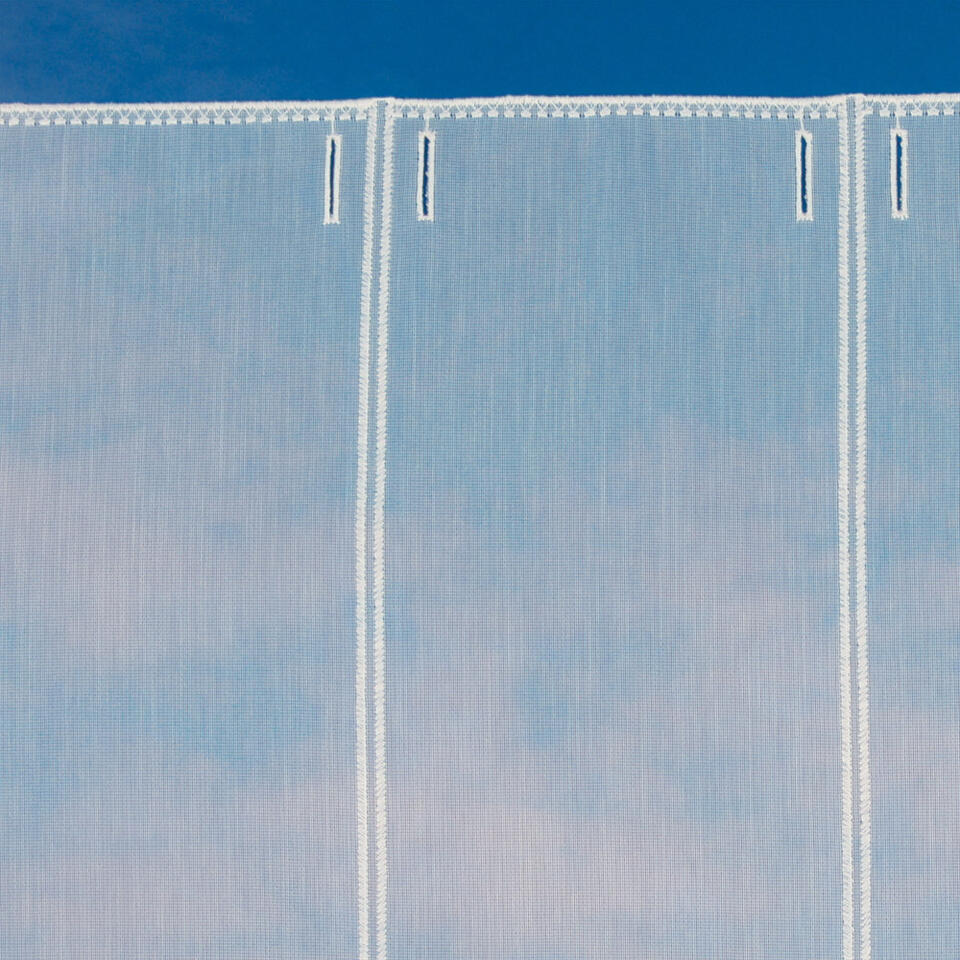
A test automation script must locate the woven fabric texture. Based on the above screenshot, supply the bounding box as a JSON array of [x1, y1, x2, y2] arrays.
[[0, 94, 956, 960]]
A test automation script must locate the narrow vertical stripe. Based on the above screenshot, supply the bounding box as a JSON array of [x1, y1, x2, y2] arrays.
[[355, 103, 379, 960], [836, 97, 856, 960], [373, 101, 396, 960], [853, 93, 873, 960]]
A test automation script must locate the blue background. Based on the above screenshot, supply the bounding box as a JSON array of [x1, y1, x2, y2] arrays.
[[1, 0, 958, 103]]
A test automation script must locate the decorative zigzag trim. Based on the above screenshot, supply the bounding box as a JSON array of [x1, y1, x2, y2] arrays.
[[11, 94, 960, 126], [864, 93, 960, 116], [0, 95, 859, 128], [391, 95, 845, 120], [0, 99, 375, 126]]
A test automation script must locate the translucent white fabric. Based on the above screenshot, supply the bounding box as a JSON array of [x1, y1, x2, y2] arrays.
[[0, 94, 956, 959]]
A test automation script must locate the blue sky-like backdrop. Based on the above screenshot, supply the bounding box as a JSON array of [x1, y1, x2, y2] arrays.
[[1, 0, 960, 103], [2, 7, 959, 958]]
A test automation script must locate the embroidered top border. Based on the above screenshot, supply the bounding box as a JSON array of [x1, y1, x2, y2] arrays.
[[4, 94, 960, 127], [0, 95, 847, 127]]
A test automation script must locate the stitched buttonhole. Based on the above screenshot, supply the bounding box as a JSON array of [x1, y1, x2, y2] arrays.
[[418, 131, 435, 221], [324, 133, 342, 225], [796, 130, 813, 222], [891, 128, 908, 219]]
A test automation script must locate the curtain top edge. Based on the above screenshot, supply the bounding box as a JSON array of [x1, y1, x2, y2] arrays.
[[0, 94, 958, 125]]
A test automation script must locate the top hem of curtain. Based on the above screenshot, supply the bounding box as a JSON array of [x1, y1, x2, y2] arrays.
[[1, 94, 959, 125]]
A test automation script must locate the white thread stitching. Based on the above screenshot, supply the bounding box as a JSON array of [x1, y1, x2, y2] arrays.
[[866, 93, 960, 116], [0, 95, 851, 127], [836, 97, 855, 960], [355, 103, 379, 960], [0, 99, 374, 126], [325, 133, 343, 225], [417, 130, 435, 222], [890, 127, 908, 219], [853, 93, 873, 960], [796, 129, 814, 221], [390, 94, 845, 120], [17, 93, 960, 126], [373, 100, 395, 960]]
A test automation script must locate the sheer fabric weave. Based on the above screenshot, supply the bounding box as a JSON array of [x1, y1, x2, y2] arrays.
[[0, 94, 957, 960]]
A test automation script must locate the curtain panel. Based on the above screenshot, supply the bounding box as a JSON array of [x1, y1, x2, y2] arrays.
[[0, 94, 956, 959]]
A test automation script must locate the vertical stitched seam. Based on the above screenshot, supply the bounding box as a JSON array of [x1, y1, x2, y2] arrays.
[[853, 92, 873, 960], [373, 98, 396, 960], [355, 103, 380, 960], [837, 97, 856, 960]]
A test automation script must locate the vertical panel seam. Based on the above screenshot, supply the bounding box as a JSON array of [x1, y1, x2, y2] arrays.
[[356, 101, 381, 960], [373, 97, 396, 960], [853, 91, 873, 960], [837, 96, 856, 960]]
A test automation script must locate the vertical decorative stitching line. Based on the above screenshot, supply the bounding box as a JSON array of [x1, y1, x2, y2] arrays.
[[325, 131, 343, 225], [355, 104, 379, 960], [796, 128, 814, 221], [853, 93, 873, 960], [417, 128, 435, 221], [890, 127, 908, 219], [373, 99, 396, 960], [836, 97, 856, 960]]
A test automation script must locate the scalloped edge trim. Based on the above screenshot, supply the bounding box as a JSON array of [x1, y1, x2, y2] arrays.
[[390, 94, 846, 120], [864, 93, 960, 116], [8, 93, 960, 128], [0, 94, 852, 127], [0, 98, 378, 126]]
